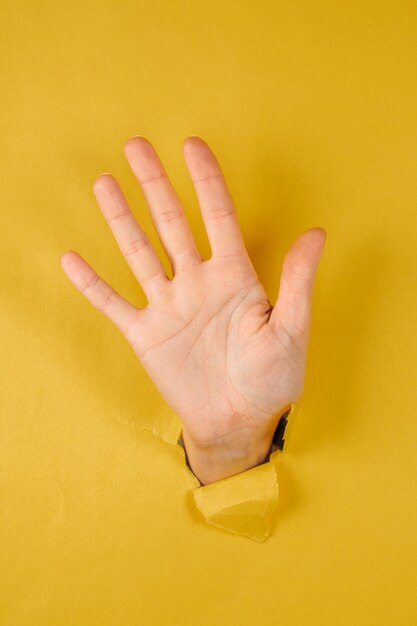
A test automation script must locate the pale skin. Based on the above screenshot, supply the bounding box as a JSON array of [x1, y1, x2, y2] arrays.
[[60, 136, 326, 485]]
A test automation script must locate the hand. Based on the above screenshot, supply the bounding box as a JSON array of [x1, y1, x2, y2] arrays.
[[60, 136, 326, 484]]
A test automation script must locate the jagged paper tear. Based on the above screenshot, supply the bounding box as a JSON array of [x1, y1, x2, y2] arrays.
[[115, 403, 299, 543]]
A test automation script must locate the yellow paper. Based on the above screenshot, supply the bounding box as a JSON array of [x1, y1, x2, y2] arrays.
[[2, 1, 417, 624], [186, 451, 280, 543]]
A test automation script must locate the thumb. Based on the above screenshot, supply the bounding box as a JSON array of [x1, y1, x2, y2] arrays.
[[269, 227, 326, 338]]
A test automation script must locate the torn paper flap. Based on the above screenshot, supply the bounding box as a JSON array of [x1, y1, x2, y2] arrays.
[[190, 455, 280, 543]]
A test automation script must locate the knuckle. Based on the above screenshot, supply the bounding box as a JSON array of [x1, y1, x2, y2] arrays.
[[140, 171, 165, 185], [153, 209, 184, 225], [107, 211, 130, 224], [215, 247, 245, 258], [98, 289, 117, 314], [203, 204, 234, 220], [122, 236, 149, 257], [81, 273, 100, 294], [194, 172, 223, 184]]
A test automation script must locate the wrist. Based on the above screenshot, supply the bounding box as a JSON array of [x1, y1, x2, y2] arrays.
[[180, 428, 275, 486]]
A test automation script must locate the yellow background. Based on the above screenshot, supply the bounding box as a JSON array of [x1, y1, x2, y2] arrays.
[[1, 1, 417, 623]]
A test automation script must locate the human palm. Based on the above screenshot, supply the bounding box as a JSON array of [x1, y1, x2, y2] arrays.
[[61, 136, 326, 452]]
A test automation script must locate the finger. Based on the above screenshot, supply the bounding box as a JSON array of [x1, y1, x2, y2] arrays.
[[123, 136, 202, 275], [60, 250, 142, 341], [182, 136, 246, 258], [269, 228, 326, 338], [93, 173, 170, 301]]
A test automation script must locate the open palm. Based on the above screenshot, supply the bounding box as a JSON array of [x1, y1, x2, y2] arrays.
[[60, 136, 326, 451]]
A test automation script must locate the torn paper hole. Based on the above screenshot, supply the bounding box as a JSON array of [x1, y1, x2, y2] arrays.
[[113, 403, 299, 543]]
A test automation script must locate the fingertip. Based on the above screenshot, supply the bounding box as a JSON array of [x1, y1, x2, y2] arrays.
[[60, 250, 80, 272], [183, 135, 204, 151], [60, 250, 70, 264], [124, 135, 149, 154], [93, 173, 114, 194], [309, 227, 327, 248], [60, 250, 72, 270]]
